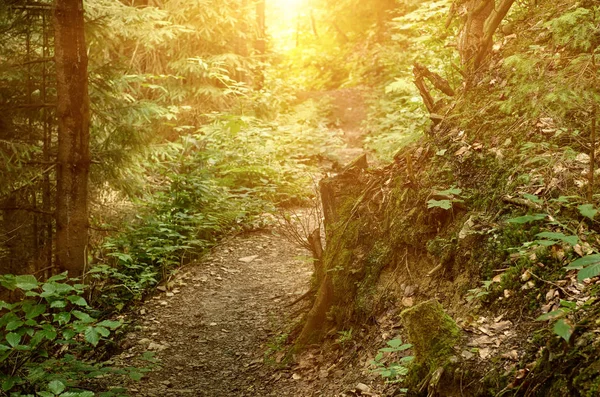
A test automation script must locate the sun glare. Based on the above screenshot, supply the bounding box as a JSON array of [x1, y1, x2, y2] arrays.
[[269, 0, 304, 16]]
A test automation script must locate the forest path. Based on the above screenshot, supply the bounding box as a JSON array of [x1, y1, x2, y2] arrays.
[[118, 88, 369, 396], [121, 231, 314, 396]]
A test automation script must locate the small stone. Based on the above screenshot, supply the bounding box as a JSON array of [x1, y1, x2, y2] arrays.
[[355, 383, 371, 393], [138, 338, 152, 346], [159, 301, 168, 306], [238, 255, 259, 263], [292, 373, 301, 380], [166, 292, 174, 297], [148, 342, 168, 352]]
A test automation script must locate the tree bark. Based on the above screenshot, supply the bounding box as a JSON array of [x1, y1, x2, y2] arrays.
[[53, 0, 90, 277]]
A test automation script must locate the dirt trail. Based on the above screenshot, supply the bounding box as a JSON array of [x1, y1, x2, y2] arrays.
[[118, 89, 370, 397], [121, 232, 313, 396]]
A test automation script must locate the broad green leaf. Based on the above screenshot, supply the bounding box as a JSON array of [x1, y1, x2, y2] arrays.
[[97, 320, 122, 329], [553, 319, 573, 342], [72, 310, 95, 324], [427, 199, 452, 210], [53, 312, 71, 325], [523, 193, 543, 203], [578, 204, 597, 220], [14, 275, 38, 291], [535, 232, 578, 246], [438, 187, 462, 196], [61, 392, 94, 397], [62, 329, 76, 340], [129, 371, 144, 381], [48, 379, 66, 394], [5, 332, 21, 347], [37, 392, 55, 397], [386, 338, 404, 348], [379, 347, 399, 352], [565, 254, 600, 270], [0, 344, 10, 352], [95, 326, 110, 337], [559, 300, 577, 310], [535, 309, 566, 321], [24, 303, 47, 319], [30, 331, 45, 347], [50, 300, 67, 309], [41, 324, 57, 340], [577, 262, 600, 281], [84, 327, 100, 346], [507, 214, 547, 224], [1, 377, 16, 391], [67, 296, 88, 307], [5, 320, 24, 331], [536, 240, 557, 247], [47, 272, 68, 282]]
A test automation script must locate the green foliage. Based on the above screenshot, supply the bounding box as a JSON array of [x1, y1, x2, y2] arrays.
[[565, 254, 600, 281], [507, 214, 548, 224], [578, 204, 598, 220], [370, 338, 414, 387], [465, 280, 493, 302], [427, 187, 464, 210], [363, 0, 456, 160], [498, 3, 600, 134], [335, 329, 353, 346], [91, 101, 340, 308], [545, 7, 599, 52], [0, 274, 150, 395], [535, 299, 579, 342]]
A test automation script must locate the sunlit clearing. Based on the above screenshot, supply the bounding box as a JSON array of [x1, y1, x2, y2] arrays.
[[269, 0, 304, 16]]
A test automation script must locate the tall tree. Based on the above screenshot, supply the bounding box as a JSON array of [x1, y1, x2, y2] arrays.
[[53, 0, 90, 277]]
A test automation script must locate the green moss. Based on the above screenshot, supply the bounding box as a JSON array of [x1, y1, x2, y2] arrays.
[[400, 299, 460, 370], [574, 359, 600, 397]]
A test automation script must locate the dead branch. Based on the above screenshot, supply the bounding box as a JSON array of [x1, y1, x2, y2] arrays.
[[414, 62, 455, 97], [501, 195, 543, 211]]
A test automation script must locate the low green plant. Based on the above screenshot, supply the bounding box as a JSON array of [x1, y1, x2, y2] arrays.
[[0, 274, 152, 395], [427, 187, 464, 210], [335, 329, 353, 346], [535, 299, 580, 342], [370, 338, 414, 387], [465, 280, 493, 302]]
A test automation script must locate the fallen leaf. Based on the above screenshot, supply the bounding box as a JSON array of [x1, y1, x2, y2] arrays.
[[479, 347, 491, 359]]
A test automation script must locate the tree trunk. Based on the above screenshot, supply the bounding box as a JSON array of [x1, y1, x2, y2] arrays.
[[457, 0, 493, 70], [53, 0, 90, 277], [457, 0, 517, 72]]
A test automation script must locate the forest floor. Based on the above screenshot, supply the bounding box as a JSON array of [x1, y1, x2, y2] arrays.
[[113, 89, 383, 397]]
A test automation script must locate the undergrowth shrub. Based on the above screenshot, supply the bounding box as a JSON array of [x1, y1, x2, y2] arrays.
[[90, 101, 342, 308], [0, 274, 152, 396]]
